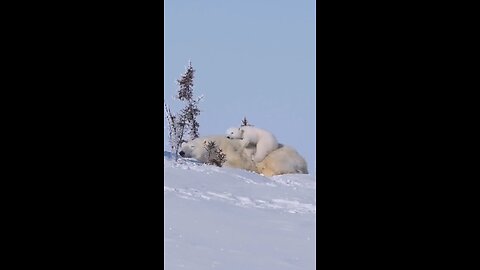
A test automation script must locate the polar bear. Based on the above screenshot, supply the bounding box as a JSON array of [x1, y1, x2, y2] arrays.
[[256, 144, 308, 177], [225, 126, 278, 163], [179, 135, 257, 172], [180, 135, 308, 177]]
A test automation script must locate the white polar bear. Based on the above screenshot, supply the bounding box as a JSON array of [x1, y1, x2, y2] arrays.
[[180, 135, 308, 176], [225, 126, 278, 163], [179, 135, 257, 172], [256, 144, 309, 177]]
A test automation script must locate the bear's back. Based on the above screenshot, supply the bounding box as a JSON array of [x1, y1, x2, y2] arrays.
[[257, 145, 308, 176], [199, 135, 258, 172], [203, 136, 243, 152]]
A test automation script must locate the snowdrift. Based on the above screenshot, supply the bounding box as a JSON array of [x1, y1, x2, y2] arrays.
[[164, 152, 316, 270]]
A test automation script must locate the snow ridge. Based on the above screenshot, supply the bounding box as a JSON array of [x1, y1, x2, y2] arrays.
[[164, 151, 316, 270]]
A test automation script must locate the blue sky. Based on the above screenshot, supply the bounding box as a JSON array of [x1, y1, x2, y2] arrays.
[[164, 0, 316, 172]]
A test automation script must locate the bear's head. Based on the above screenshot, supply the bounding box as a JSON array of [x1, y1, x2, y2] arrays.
[[225, 127, 244, 139], [179, 138, 210, 162]]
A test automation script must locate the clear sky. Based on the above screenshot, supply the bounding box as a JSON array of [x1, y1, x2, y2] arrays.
[[164, 0, 316, 173]]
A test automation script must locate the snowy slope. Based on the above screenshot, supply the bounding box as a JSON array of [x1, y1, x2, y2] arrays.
[[164, 151, 316, 270]]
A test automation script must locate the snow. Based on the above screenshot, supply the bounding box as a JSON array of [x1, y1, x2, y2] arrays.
[[164, 151, 316, 269]]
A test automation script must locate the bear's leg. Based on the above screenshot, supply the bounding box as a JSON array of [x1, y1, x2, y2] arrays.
[[239, 140, 257, 161], [243, 146, 256, 162], [253, 143, 272, 163], [259, 166, 275, 177]]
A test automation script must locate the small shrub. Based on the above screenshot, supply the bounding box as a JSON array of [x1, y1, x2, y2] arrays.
[[204, 141, 226, 167], [241, 116, 253, 127]]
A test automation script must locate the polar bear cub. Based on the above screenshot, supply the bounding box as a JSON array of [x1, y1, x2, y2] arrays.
[[226, 126, 278, 163]]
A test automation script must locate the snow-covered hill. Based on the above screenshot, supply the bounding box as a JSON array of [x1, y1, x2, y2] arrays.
[[164, 151, 316, 270]]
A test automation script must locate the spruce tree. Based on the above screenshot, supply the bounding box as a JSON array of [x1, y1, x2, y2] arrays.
[[165, 61, 202, 161], [177, 61, 201, 140]]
